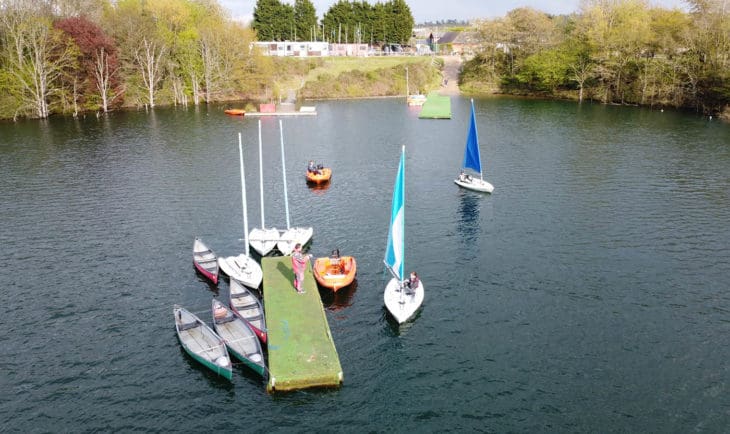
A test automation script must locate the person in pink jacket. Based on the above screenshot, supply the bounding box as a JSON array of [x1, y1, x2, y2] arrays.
[[291, 243, 311, 293]]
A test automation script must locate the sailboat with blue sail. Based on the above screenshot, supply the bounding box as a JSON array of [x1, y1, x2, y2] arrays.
[[454, 99, 494, 193], [383, 146, 424, 324]]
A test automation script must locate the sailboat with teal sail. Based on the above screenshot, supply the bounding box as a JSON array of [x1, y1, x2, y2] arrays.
[[454, 99, 494, 193], [383, 146, 424, 324]]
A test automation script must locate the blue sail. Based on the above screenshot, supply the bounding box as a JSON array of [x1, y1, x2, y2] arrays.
[[462, 100, 482, 174], [384, 146, 405, 281]]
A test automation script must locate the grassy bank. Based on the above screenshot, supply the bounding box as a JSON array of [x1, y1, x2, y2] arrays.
[[297, 56, 443, 99]]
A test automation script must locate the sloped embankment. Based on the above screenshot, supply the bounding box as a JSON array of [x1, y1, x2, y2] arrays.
[[299, 60, 441, 99]]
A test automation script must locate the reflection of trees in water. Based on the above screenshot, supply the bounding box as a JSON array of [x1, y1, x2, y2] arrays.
[[319, 280, 358, 312]]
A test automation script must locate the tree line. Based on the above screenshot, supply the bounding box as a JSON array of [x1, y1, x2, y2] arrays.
[[252, 0, 414, 46], [461, 0, 730, 116], [1, 0, 728, 120], [0, 0, 266, 120]]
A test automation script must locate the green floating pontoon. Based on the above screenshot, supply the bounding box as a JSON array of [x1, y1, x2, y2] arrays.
[[418, 93, 452, 119], [262, 257, 343, 392]]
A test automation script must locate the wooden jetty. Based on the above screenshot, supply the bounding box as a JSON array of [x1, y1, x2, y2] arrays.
[[418, 93, 452, 119], [262, 256, 343, 392]]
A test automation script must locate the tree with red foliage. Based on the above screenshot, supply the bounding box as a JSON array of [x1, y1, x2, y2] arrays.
[[55, 16, 123, 112]]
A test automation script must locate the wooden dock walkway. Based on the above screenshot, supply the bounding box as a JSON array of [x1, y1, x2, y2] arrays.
[[262, 256, 343, 392]]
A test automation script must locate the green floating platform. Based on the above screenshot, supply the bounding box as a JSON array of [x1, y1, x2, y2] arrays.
[[418, 93, 452, 119], [262, 257, 343, 392]]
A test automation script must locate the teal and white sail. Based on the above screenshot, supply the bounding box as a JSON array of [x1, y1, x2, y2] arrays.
[[462, 99, 482, 177], [384, 146, 405, 281]]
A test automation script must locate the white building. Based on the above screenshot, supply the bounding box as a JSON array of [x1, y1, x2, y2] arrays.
[[251, 41, 330, 57], [251, 41, 371, 57]]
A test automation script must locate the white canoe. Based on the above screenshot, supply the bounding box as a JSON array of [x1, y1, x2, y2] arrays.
[[384, 278, 425, 324], [229, 278, 267, 343], [218, 254, 263, 289], [211, 299, 266, 377], [173, 305, 232, 379]]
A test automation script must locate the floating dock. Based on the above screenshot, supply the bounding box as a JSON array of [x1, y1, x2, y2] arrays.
[[244, 111, 316, 117], [418, 93, 452, 119], [262, 256, 343, 392], [245, 105, 317, 117]]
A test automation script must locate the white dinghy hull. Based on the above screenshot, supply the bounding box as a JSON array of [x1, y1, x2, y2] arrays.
[[454, 177, 494, 193], [277, 226, 314, 256], [248, 228, 279, 256], [218, 254, 263, 289], [384, 277, 424, 324]]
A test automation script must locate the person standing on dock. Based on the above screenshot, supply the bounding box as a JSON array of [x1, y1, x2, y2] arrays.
[[291, 243, 311, 293]]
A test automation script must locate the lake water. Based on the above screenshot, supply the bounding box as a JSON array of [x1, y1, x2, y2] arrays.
[[2, 98, 730, 432]]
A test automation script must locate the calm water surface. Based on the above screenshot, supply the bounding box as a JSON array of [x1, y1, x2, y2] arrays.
[[2, 98, 730, 432]]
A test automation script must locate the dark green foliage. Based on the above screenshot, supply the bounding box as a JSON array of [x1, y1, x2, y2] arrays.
[[294, 0, 317, 41], [321, 0, 414, 45], [253, 0, 294, 41]]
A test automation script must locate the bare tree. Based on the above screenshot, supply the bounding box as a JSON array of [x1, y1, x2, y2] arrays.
[[0, 6, 78, 118], [93, 46, 122, 112], [134, 37, 166, 107]]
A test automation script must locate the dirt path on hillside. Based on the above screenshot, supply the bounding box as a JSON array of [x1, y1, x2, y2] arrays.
[[438, 55, 462, 96]]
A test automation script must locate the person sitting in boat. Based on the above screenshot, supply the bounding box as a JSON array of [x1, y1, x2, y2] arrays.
[[308, 160, 321, 175], [330, 249, 341, 268], [405, 271, 420, 294], [458, 170, 471, 183]]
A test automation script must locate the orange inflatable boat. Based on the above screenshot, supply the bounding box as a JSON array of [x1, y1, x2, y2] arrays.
[[306, 167, 332, 184], [313, 255, 356, 291]]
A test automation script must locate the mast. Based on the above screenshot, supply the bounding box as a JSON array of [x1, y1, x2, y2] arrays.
[[238, 132, 250, 255], [405, 66, 409, 98], [257, 120, 266, 229], [400, 145, 405, 281], [279, 120, 291, 229], [472, 98, 483, 180]]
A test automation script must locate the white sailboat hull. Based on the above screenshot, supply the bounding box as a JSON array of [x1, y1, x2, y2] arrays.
[[217, 254, 263, 289], [249, 227, 279, 256], [384, 277, 424, 324], [454, 177, 494, 193], [277, 226, 314, 256]]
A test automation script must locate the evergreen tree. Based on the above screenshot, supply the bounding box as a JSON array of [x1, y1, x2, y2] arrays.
[[253, 0, 281, 41], [294, 0, 317, 41], [386, 0, 414, 45]]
